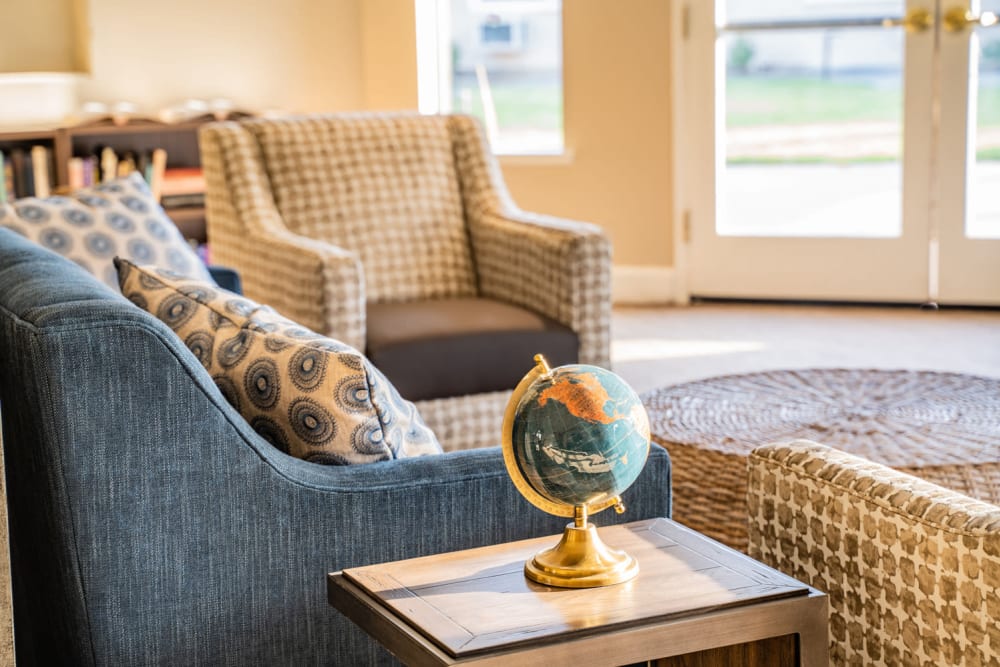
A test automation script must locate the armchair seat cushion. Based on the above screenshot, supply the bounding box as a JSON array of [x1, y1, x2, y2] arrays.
[[367, 297, 578, 401]]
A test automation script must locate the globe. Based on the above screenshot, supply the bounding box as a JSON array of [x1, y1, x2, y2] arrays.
[[507, 363, 650, 511], [501, 355, 651, 588]]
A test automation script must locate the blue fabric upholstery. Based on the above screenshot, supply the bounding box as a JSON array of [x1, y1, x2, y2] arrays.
[[0, 228, 672, 666]]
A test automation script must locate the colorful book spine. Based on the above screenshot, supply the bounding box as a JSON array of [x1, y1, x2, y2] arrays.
[[118, 151, 137, 178], [9, 149, 25, 198], [22, 152, 34, 197], [82, 156, 96, 186], [31, 145, 50, 198], [3, 155, 14, 201], [138, 150, 151, 184], [149, 148, 167, 202], [100, 146, 118, 183], [68, 157, 85, 190]]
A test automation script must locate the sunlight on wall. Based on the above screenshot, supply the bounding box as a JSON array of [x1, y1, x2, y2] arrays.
[[611, 339, 766, 363]]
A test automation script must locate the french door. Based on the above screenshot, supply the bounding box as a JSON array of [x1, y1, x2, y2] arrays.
[[677, 0, 1000, 305]]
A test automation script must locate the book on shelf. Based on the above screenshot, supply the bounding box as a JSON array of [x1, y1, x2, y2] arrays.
[[30, 145, 51, 198], [149, 148, 167, 202], [9, 149, 32, 198], [8, 150, 25, 198], [160, 167, 205, 196], [3, 157, 11, 203], [22, 152, 34, 197], [81, 157, 96, 187], [62, 146, 170, 196], [100, 147, 118, 182], [68, 157, 85, 189], [0, 145, 56, 199], [117, 151, 137, 178], [160, 193, 205, 209]]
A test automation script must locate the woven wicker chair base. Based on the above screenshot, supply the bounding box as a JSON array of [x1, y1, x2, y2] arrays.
[[643, 369, 1000, 552], [415, 390, 512, 452]]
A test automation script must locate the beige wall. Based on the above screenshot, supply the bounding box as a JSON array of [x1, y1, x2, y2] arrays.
[[509, 0, 674, 267], [359, 0, 675, 268], [78, 0, 364, 114], [361, 0, 418, 109], [0, 0, 87, 73]]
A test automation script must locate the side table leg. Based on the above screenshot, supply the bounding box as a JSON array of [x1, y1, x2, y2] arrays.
[[798, 596, 829, 667]]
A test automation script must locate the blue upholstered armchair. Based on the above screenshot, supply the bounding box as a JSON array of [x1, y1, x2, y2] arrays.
[[0, 228, 672, 665]]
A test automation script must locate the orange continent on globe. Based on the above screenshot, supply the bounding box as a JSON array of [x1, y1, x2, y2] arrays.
[[537, 373, 621, 425]]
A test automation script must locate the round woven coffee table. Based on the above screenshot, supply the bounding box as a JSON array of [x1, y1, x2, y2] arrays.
[[643, 368, 1000, 552]]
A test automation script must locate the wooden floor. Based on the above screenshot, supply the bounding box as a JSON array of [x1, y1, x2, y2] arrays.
[[613, 302, 1000, 394]]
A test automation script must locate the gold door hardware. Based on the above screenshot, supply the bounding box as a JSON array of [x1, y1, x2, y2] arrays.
[[882, 7, 933, 32], [944, 6, 1000, 32]]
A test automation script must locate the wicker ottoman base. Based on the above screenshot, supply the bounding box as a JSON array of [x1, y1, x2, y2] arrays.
[[643, 369, 1000, 552]]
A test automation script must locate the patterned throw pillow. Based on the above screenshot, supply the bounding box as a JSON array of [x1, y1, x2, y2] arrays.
[[0, 173, 212, 290], [116, 258, 442, 464]]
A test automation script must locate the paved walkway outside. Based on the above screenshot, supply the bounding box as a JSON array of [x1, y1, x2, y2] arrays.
[[722, 162, 1000, 238], [724, 122, 1000, 238]]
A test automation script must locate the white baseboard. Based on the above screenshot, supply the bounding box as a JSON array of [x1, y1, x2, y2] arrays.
[[612, 265, 677, 305]]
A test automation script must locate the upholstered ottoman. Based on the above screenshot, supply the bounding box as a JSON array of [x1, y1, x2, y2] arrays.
[[643, 369, 1000, 552]]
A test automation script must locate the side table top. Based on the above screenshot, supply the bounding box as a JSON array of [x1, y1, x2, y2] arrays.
[[334, 518, 811, 659]]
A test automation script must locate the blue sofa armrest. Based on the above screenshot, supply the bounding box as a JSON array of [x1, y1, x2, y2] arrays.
[[207, 264, 242, 294], [0, 229, 671, 665]]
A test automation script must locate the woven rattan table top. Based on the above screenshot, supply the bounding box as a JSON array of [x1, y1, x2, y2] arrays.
[[643, 369, 1000, 470], [642, 368, 1000, 549]]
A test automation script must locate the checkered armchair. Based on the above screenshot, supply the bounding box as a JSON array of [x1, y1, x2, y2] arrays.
[[200, 112, 611, 450], [748, 441, 1000, 665]]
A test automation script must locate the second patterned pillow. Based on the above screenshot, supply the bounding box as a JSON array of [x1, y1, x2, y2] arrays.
[[116, 258, 442, 464]]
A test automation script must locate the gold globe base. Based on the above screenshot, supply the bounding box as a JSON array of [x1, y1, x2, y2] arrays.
[[525, 507, 639, 588]]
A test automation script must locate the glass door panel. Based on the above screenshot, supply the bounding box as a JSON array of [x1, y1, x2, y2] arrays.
[[938, 0, 1000, 303], [681, 0, 1000, 304], [681, 0, 932, 302], [721, 27, 904, 238], [968, 0, 1000, 238]]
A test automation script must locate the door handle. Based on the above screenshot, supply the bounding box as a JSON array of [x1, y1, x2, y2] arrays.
[[943, 6, 1000, 32], [882, 7, 934, 32]]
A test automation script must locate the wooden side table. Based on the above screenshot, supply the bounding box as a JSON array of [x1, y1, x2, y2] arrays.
[[328, 518, 828, 666]]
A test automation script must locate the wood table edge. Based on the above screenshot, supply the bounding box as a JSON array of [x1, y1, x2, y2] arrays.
[[328, 572, 829, 666]]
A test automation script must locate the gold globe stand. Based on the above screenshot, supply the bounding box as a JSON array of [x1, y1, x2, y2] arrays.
[[502, 355, 643, 589], [525, 504, 639, 588]]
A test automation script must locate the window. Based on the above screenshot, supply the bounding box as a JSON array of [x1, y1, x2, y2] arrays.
[[416, 0, 564, 155]]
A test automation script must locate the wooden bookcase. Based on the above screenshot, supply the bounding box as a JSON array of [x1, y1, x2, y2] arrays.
[[0, 120, 208, 243]]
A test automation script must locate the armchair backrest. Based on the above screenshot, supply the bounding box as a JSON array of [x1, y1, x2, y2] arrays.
[[206, 112, 501, 303]]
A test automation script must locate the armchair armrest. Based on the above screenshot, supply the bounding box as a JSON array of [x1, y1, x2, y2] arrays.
[[469, 210, 612, 368], [225, 228, 366, 351], [447, 114, 612, 367], [747, 440, 1000, 666]]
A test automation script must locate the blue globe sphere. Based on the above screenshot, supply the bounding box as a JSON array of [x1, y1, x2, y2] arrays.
[[509, 364, 650, 508]]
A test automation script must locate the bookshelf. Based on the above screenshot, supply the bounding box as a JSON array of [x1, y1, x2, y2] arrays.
[[0, 120, 209, 243]]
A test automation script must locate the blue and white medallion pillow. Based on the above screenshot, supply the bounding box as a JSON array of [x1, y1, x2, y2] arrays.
[[116, 258, 443, 464], [0, 172, 212, 290]]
